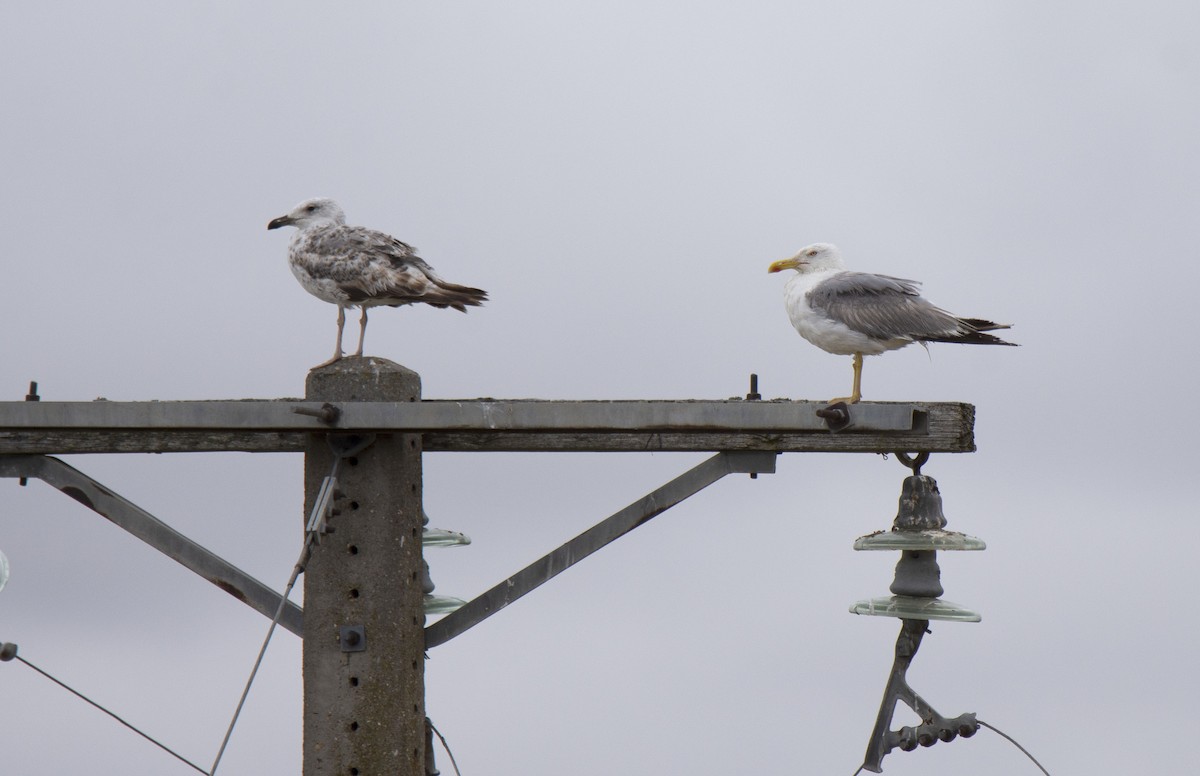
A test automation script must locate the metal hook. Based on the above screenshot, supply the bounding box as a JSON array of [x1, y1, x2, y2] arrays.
[[894, 451, 930, 476]]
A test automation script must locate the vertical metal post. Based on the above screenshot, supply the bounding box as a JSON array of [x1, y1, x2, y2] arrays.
[[304, 358, 425, 776]]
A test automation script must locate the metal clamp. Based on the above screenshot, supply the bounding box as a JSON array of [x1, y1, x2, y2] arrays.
[[860, 618, 978, 772]]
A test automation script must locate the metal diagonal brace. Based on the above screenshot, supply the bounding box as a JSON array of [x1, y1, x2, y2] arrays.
[[0, 455, 303, 637], [424, 450, 777, 648], [861, 618, 978, 773]]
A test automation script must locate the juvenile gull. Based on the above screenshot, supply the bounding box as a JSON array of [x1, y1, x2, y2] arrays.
[[268, 198, 487, 366], [768, 243, 1015, 404]]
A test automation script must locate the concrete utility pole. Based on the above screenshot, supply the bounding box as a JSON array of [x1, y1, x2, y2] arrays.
[[303, 358, 425, 776]]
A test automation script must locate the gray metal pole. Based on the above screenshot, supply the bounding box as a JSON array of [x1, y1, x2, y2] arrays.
[[303, 358, 425, 776]]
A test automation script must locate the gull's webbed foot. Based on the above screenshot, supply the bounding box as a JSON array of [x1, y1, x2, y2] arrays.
[[313, 351, 344, 368]]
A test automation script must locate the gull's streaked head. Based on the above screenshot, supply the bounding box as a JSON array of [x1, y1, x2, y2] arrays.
[[267, 197, 347, 231], [767, 243, 844, 274]]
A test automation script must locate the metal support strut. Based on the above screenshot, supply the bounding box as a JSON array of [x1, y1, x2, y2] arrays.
[[424, 450, 777, 648], [0, 455, 304, 636]]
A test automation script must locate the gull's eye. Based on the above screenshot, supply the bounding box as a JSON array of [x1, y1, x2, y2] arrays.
[[305, 204, 318, 212]]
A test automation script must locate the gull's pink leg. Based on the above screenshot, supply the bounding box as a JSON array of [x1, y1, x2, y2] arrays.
[[354, 307, 368, 357], [315, 305, 346, 368]]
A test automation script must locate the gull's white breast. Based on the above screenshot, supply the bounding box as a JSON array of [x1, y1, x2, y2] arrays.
[[783, 270, 911, 356]]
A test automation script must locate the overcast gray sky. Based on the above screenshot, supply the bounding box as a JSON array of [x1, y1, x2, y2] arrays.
[[2, 2, 1198, 774]]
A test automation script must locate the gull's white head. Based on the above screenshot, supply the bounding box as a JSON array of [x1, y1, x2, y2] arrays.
[[767, 243, 844, 274], [267, 197, 347, 231]]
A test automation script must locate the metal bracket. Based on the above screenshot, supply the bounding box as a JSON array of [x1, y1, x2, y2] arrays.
[[306, 472, 340, 537], [304, 434, 378, 540], [861, 618, 978, 772]]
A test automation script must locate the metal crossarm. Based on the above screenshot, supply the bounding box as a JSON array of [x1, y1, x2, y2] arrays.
[[0, 399, 974, 454]]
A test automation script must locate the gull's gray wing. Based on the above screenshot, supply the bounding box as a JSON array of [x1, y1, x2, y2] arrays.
[[294, 225, 486, 310], [807, 272, 964, 341]]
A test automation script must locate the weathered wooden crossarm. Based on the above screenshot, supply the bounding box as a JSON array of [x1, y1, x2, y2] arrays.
[[0, 399, 974, 454]]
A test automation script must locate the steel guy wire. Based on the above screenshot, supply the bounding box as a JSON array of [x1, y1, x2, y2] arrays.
[[2, 646, 207, 774], [208, 454, 343, 775], [429, 718, 463, 776], [978, 719, 1051, 775]]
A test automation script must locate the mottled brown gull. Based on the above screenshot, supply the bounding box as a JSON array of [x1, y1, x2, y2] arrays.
[[768, 243, 1015, 404], [268, 198, 487, 366]]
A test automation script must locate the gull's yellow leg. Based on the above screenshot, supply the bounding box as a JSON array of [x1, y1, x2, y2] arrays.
[[830, 352, 864, 404]]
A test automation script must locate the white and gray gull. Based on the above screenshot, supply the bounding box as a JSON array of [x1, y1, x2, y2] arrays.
[[768, 243, 1015, 404], [268, 197, 487, 366]]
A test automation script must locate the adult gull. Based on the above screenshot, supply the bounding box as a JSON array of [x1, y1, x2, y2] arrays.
[[268, 198, 487, 366], [768, 243, 1015, 403]]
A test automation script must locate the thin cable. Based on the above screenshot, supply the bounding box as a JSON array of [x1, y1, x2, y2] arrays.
[[978, 719, 1051, 775], [209, 454, 343, 774], [429, 719, 463, 776], [208, 534, 313, 775], [13, 653, 207, 774]]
